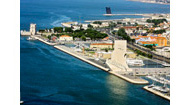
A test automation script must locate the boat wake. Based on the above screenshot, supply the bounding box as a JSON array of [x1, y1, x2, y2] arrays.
[[49, 12, 72, 27]]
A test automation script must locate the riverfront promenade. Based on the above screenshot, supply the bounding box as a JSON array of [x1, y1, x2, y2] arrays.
[[54, 45, 149, 84], [31, 35, 149, 84]]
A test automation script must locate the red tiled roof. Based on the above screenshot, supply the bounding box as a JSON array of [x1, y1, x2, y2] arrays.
[[102, 37, 109, 40], [60, 35, 71, 37]]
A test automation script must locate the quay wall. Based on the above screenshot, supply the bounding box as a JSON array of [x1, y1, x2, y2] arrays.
[[32, 36, 149, 84], [55, 45, 148, 84], [54, 45, 109, 71]]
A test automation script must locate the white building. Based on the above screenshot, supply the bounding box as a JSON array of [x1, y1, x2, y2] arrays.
[[82, 24, 88, 30], [59, 35, 73, 41], [72, 26, 80, 31]]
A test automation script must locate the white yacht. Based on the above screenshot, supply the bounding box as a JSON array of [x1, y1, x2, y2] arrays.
[[126, 59, 145, 66], [162, 62, 170, 67], [152, 83, 170, 93]]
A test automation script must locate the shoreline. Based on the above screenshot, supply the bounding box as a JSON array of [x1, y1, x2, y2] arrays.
[[31, 35, 149, 84], [127, 0, 170, 5], [54, 45, 149, 84]]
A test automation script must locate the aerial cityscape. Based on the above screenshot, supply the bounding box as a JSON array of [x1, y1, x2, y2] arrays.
[[20, 0, 170, 104]]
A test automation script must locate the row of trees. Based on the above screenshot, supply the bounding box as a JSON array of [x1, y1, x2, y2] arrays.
[[93, 21, 102, 25], [134, 49, 153, 58], [153, 29, 166, 34], [144, 45, 156, 51], [146, 19, 167, 25], [117, 28, 135, 43], [71, 29, 108, 41]]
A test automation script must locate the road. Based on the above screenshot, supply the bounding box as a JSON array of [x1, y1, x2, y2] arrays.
[[98, 28, 170, 63]]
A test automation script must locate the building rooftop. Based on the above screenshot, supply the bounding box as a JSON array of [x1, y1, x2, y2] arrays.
[[123, 26, 136, 29], [60, 35, 72, 37], [138, 41, 157, 45]]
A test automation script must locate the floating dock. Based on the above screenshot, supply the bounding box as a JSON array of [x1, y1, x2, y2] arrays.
[[143, 86, 170, 100]]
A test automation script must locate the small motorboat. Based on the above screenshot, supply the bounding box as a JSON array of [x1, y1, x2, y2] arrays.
[[20, 100, 24, 104]]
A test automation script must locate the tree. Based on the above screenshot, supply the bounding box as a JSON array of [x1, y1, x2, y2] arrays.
[[105, 48, 108, 52], [65, 27, 73, 32], [117, 28, 126, 36], [131, 39, 135, 43], [153, 29, 166, 34], [127, 22, 131, 25], [117, 22, 122, 24], [88, 24, 93, 28], [81, 35, 86, 41], [109, 22, 117, 28], [135, 22, 138, 26], [146, 19, 167, 25], [93, 21, 102, 25], [47, 35, 51, 40], [39, 29, 45, 33], [54, 27, 63, 33]]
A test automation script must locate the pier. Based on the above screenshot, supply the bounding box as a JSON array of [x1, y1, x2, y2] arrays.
[[143, 86, 170, 100]]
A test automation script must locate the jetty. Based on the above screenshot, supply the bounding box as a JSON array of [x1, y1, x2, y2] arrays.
[[143, 86, 170, 100]]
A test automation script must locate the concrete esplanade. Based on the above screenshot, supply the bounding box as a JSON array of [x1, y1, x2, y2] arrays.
[[106, 40, 149, 84]]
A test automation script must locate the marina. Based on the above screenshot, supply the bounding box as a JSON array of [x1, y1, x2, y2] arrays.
[[146, 75, 170, 84]]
